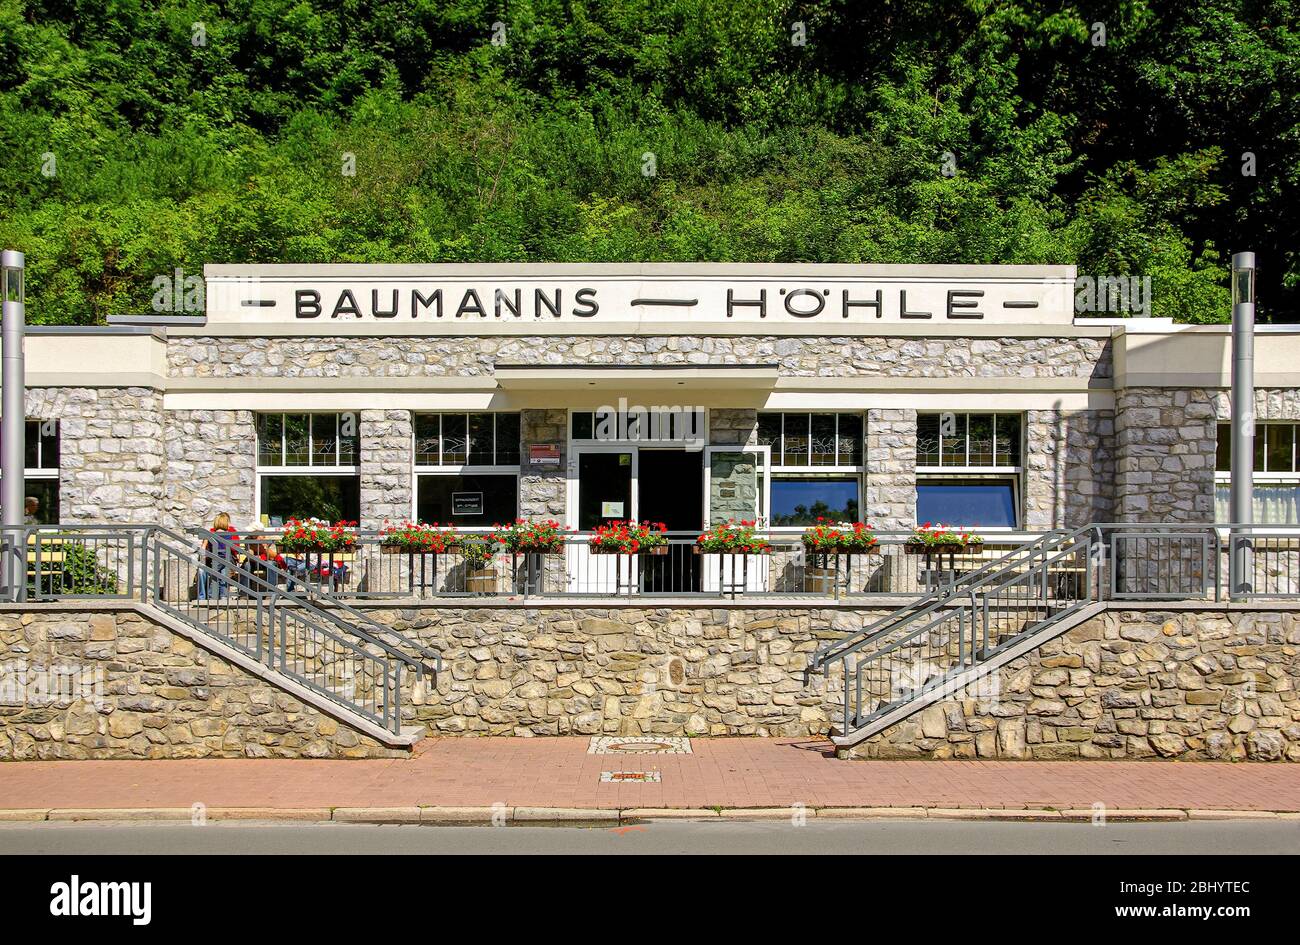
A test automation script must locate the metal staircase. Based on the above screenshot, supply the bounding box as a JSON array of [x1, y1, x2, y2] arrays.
[[810, 526, 1105, 748], [143, 526, 437, 746]]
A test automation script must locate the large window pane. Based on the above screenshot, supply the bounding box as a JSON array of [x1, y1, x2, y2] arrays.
[[968, 415, 994, 466], [441, 414, 468, 465], [417, 474, 518, 527], [414, 414, 440, 465], [757, 414, 782, 453], [782, 413, 809, 466], [1217, 482, 1300, 525], [311, 414, 337, 466], [283, 414, 310, 467], [1215, 424, 1231, 472], [916, 480, 1017, 528], [994, 414, 1021, 467], [495, 413, 520, 465], [24, 421, 39, 469], [23, 478, 59, 524], [257, 413, 283, 466], [260, 475, 359, 525], [837, 414, 863, 466], [468, 413, 493, 466], [771, 477, 859, 527], [571, 412, 594, 440], [940, 414, 966, 467], [809, 414, 837, 466], [1265, 424, 1295, 472], [338, 413, 358, 465], [916, 414, 941, 466]]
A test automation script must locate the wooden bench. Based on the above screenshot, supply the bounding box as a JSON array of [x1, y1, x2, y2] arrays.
[[25, 534, 67, 591]]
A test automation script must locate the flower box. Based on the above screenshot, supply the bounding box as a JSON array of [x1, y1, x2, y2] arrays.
[[592, 544, 669, 556], [588, 521, 670, 555], [493, 519, 568, 556], [279, 518, 358, 555], [904, 542, 967, 555], [378, 521, 458, 554], [801, 519, 879, 556], [905, 523, 985, 555], [694, 520, 771, 555]]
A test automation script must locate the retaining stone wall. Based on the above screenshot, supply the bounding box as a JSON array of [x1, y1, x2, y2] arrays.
[[0, 608, 403, 760], [845, 608, 1300, 761]]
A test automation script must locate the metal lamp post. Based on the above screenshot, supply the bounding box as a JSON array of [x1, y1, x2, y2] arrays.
[[1, 249, 25, 601], [1229, 252, 1256, 598]]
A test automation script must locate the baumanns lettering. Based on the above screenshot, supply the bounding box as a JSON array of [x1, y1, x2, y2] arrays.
[[49, 875, 152, 926], [291, 286, 996, 320], [296, 287, 600, 319]]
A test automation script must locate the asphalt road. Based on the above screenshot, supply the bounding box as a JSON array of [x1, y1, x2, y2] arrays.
[[1, 819, 1297, 855]]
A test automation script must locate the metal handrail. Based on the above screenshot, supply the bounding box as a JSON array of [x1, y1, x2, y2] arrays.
[[146, 531, 405, 732], [808, 528, 1079, 672], [196, 529, 441, 674], [838, 529, 1097, 732]]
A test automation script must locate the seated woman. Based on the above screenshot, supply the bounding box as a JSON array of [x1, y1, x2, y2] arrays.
[[197, 512, 239, 601]]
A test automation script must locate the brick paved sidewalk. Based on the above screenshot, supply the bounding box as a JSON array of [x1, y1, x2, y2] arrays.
[[2, 738, 1298, 815]]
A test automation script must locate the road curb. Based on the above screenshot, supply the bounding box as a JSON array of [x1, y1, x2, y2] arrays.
[[2, 805, 1292, 824]]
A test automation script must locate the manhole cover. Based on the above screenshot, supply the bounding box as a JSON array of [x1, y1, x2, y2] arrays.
[[588, 736, 692, 755], [600, 771, 662, 783]]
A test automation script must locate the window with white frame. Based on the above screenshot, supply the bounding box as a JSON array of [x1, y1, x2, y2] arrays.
[[2, 420, 60, 524], [255, 413, 360, 525], [413, 412, 520, 527], [915, 412, 1022, 528], [757, 412, 863, 526], [1216, 422, 1300, 524]]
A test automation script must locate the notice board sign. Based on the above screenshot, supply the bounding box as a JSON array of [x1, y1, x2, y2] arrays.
[[529, 444, 560, 466], [452, 492, 483, 516]]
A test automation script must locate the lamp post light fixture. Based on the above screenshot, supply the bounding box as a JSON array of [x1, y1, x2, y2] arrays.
[[1229, 252, 1256, 599], [1, 249, 25, 601]]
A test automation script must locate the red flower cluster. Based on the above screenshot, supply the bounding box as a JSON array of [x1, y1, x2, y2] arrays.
[[803, 518, 878, 551], [695, 519, 771, 554], [492, 519, 570, 554], [909, 522, 983, 547], [278, 517, 358, 553], [588, 521, 668, 554], [378, 520, 458, 553]]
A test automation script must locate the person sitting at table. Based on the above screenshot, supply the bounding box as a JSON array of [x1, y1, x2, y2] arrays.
[[23, 496, 40, 526], [198, 512, 239, 601]]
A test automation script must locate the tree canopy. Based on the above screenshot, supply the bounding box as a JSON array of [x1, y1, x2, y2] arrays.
[[1, 0, 1296, 324]]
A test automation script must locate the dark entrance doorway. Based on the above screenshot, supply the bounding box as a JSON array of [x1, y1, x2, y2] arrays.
[[638, 449, 703, 592]]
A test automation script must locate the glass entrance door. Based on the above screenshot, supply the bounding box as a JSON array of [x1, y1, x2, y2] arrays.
[[569, 448, 636, 592]]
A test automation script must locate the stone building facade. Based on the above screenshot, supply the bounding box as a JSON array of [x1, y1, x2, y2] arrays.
[[12, 264, 1297, 539]]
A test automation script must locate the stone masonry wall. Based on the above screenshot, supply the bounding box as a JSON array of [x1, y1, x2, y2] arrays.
[[167, 335, 1113, 381], [865, 408, 916, 531], [1025, 408, 1115, 529], [0, 607, 404, 760], [4, 603, 1299, 759], [26, 388, 165, 524], [846, 607, 1300, 761], [518, 409, 567, 521], [366, 605, 850, 737], [1114, 387, 1216, 523], [709, 408, 758, 446], [161, 408, 256, 530], [360, 409, 412, 530]]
